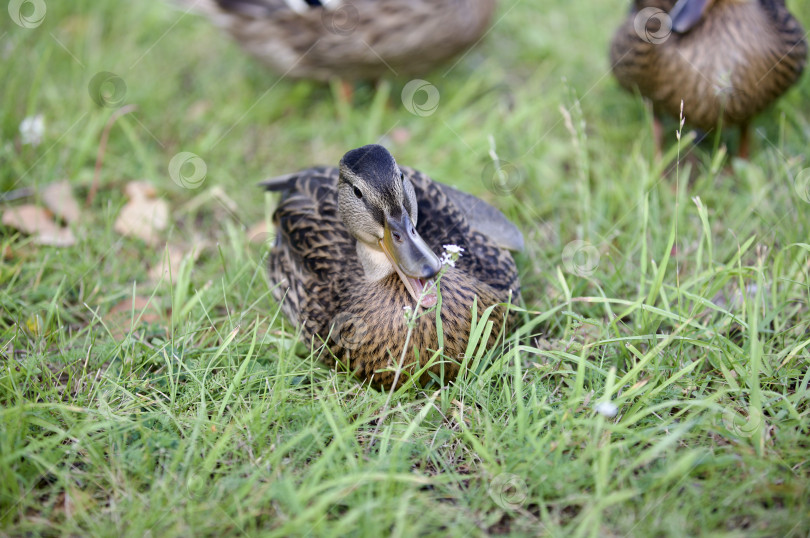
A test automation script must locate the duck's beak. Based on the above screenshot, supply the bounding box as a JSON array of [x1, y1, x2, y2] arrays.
[[379, 213, 442, 307], [669, 0, 709, 34]]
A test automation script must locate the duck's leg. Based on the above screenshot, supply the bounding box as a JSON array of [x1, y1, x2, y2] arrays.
[[738, 122, 750, 160], [330, 78, 354, 121], [653, 114, 664, 159], [338, 79, 354, 103]]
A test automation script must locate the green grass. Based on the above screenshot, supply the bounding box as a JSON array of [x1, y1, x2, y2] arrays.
[[2, 0, 810, 535]]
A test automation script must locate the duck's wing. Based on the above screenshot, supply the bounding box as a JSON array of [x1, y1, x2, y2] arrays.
[[260, 167, 355, 335], [759, 0, 808, 75], [437, 183, 524, 252], [261, 166, 354, 277], [404, 167, 521, 295]]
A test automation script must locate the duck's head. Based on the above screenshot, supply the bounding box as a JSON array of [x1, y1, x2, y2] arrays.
[[338, 144, 442, 307]]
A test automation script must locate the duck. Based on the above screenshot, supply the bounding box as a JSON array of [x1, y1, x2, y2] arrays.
[[262, 144, 523, 389], [610, 0, 807, 158], [191, 0, 497, 81]]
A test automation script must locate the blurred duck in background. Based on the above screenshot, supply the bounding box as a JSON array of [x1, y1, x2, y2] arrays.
[[610, 0, 807, 158], [189, 0, 497, 81]]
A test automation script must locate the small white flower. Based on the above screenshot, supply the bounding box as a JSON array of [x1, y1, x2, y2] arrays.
[[440, 244, 464, 268], [595, 401, 618, 418], [20, 114, 45, 146]]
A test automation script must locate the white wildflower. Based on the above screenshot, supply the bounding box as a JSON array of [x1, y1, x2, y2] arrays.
[[595, 401, 618, 418], [440, 244, 464, 268], [403, 304, 414, 323], [20, 115, 45, 146]]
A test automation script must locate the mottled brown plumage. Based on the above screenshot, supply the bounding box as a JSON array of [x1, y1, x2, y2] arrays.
[[264, 145, 522, 389], [192, 0, 497, 80], [610, 0, 807, 156]]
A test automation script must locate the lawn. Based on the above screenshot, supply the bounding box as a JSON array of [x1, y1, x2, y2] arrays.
[[2, 0, 810, 535]]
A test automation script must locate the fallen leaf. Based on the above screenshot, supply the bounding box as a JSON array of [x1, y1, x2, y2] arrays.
[[148, 244, 204, 283], [42, 180, 81, 223], [247, 220, 275, 245], [390, 127, 412, 145], [3, 205, 55, 234], [114, 181, 168, 245], [148, 245, 185, 282], [2, 205, 76, 247], [188, 99, 212, 120], [105, 295, 164, 340], [109, 296, 153, 316], [125, 180, 158, 199], [36, 227, 78, 247]]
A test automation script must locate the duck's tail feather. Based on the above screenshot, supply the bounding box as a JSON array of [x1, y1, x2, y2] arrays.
[[259, 172, 301, 192]]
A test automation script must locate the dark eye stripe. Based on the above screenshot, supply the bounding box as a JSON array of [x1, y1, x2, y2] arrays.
[[369, 203, 384, 226]]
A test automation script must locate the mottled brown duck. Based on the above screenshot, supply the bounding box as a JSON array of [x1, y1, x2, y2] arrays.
[[610, 0, 807, 157], [191, 0, 497, 81], [263, 144, 523, 389]]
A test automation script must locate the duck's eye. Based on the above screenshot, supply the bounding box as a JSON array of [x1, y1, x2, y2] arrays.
[[353, 186, 363, 199], [400, 171, 405, 181]]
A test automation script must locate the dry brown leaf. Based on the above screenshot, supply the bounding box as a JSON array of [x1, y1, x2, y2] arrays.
[[109, 296, 161, 320], [105, 295, 164, 340], [2, 205, 76, 247], [114, 181, 168, 245], [3, 205, 56, 234], [42, 180, 81, 223], [125, 180, 158, 199], [188, 99, 212, 120], [148, 244, 204, 283], [247, 220, 274, 244], [52, 485, 96, 521], [149, 245, 185, 282], [36, 227, 78, 247], [390, 127, 412, 145]]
